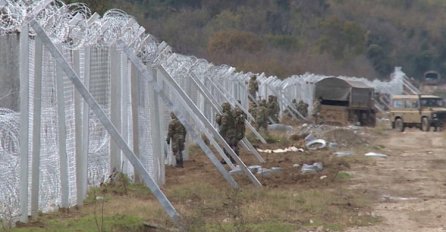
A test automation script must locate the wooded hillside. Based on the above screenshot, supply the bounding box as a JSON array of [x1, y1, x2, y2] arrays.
[[68, 0, 446, 80]]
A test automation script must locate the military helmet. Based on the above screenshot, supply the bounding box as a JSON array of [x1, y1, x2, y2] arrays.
[[170, 112, 177, 119], [251, 75, 257, 80], [222, 102, 231, 111]]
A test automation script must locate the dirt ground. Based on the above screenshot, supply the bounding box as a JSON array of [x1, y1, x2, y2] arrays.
[[347, 128, 446, 232], [164, 124, 446, 231]]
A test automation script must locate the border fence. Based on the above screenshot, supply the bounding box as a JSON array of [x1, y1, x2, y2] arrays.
[[0, 0, 414, 227]]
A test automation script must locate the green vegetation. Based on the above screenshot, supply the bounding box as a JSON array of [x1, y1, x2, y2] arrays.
[[12, 167, 379, 231], [13, 215, 144, 232], [167, 182, 378, 231], [67, 0, 446, 80], [335, 171, 353, 181]]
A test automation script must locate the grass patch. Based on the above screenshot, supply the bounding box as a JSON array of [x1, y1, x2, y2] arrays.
[[14, 215, 144, 232], [263, 132, 292, 147], [335, 171, 353, 181], [12, 174, 378, 232], [12, 130, 380, 232], [167, 181, 377, 231]]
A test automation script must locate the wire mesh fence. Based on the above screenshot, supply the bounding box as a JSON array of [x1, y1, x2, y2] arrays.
[[0, 0, 413, 223]]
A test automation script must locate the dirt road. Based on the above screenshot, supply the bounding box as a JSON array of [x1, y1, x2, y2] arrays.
[[347, 129, 446, 232]]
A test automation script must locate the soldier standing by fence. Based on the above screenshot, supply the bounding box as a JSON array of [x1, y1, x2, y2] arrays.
[[256, 99, 268, 132], [267, 95, 280, 123], [312, 97, 322, 124], [166, 113, 187, 168], [297, 100, 308, 118], [216, 102, 237, 164], [248, 75, 259, 101], [248, 101, 257, 122], [234, 103, 246, 148]]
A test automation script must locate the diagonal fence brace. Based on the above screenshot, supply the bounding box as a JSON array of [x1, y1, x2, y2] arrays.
[[30, 20, 182, 226]]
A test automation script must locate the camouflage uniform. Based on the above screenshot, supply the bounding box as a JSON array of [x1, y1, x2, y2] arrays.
[[166, 113, 187, 168], [297, 100, 308, 117], [255, 100, 268, 131], [267, 95, 280, 122], [248, 101, 257, 121], [233, 106, 246, 143], [312, 98, 322, 124], [248, 75, 259, 101], [216, 102, 238, 163]]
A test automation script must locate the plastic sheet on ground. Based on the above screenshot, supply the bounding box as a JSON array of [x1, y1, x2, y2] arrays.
[[364, 152, 387, 158], [257, 146, 304, 153], [301, 162, 323, 173], [229, 165, 242, 174], [248, 165, 262, 173], [230, 165, 284, 176], [334, 151, 353, 157], [257, 167, 282, 177]]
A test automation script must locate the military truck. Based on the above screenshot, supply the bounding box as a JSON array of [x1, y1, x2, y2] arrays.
[[314, 77, 376, 126], [423, 70, 441, 85], [389, 94, 446, 132]]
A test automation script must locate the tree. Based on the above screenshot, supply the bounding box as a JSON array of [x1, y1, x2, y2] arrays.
[[367, 44, 393, 76], [318, 17, 366, 59]]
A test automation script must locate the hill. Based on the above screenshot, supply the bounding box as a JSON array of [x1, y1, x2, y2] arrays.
[[68, 0, 446, 80]]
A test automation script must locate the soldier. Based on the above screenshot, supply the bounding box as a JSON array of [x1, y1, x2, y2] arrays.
[[268, 95, 280, 122], [233, 103, 246, 145], [166, 113, 187, 168], [312, 97, 322, 124], [216, 102, 237, 164], [248, 101, 257, 121], [297, 100, 308, 117], [248, 75, 259, 101], [256, 99, 268, 132]]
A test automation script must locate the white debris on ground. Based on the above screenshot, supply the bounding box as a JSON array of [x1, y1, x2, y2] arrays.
[[364, 152, 388, 158], [301, 162, 323, 173], [291, 123, 368, 148], [334, 151, 353, 157], [257, 146, 304, 153], [230, 165, 283, 176], [305, 139, 327, 150]]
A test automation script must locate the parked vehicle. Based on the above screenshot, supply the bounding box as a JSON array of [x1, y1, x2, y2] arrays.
[[389, 94, 446, 132], [423, 70, 441, 85], [314, 77, 376, 126]]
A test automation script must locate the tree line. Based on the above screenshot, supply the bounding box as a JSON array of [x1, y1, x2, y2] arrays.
[[67, 0, 446, 80]]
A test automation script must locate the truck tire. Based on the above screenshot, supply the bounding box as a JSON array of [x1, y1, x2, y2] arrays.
[[395, 118, 405, 132], [421, 117, 430, 132]]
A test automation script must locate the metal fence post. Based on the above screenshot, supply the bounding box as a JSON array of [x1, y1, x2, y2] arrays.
[[30, 36, 43, 217], [19, 24, 30, 223]]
